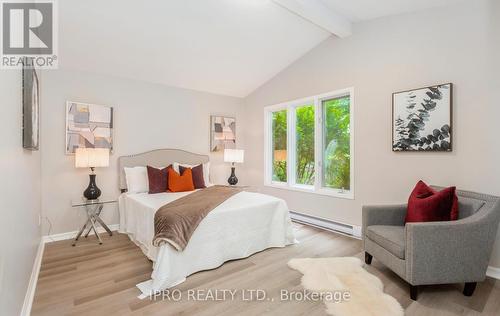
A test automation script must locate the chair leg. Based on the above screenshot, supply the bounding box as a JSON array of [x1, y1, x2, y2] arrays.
[[365, 252, 373, 265], [410, 285, 418, 301], [463, 282, 477, 296]]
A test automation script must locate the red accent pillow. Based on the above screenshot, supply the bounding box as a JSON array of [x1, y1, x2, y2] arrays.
[[168, 168, 195, 192], [405, 180, 459, 223], [147, 165, 171, 194], [179, 164, 206, 189]]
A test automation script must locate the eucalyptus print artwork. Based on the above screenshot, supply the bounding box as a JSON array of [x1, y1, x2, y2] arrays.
[[392, 83, 452, 151]]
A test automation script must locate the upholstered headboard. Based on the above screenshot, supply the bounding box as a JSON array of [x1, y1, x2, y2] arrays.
[[118, 149, 209, 192]]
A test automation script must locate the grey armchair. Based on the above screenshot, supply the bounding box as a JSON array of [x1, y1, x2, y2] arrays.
[[362, 187, 500, 300]]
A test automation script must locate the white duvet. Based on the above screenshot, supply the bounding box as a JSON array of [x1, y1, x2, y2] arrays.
[[118, 190, 296, 297]]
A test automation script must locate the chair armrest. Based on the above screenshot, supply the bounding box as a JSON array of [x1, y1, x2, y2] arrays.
[[362, 204, 407, 233], [362, 204, 406, 246], [405, 218, 493, 285]]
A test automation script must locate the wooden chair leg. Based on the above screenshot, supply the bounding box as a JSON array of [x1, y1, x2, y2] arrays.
[[365, 252, 373, 265], [410, 284, 418, 301], [463, 282, 477, 296]]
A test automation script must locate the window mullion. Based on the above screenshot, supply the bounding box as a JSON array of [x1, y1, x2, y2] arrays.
[[265, 110, 272, 185], [314, 98, 322, 191], [349, 90, 354, 194], [288, 105, 296, 187]]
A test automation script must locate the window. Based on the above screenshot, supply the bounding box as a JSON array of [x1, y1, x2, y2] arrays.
[[264, 89, 354, 199], [272, 110, 287, 182], [295, 104, 315, 186], [322, 96, 350, 191]]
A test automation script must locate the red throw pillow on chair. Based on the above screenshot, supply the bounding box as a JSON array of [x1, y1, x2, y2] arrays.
[[405, 180, 458, 223]]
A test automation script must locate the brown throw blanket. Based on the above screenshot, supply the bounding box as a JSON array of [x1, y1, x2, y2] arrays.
[[153, 185, 242, 250]]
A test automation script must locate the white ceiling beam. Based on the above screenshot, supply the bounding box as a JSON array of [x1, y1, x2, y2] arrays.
[[272, 0, 352, 38]]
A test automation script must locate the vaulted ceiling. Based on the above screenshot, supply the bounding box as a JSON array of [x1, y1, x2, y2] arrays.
[[58, 0, 465, 97], [321, 0, 464, 22]]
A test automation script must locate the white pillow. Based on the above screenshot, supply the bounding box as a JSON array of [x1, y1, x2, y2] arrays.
[[124, 166, 149, 193], [173, 162, 211, 186]]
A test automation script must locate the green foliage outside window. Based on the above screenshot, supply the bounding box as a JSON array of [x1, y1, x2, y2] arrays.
[[272, 110, 287, 182], [271, 96, 350, 190], [295, 105, 315, 185], [323, 97, 350, 190]]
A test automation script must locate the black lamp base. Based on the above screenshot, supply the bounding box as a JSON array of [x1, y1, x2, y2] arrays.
[[84, 173, 101, 200], [227, 166, 238, 186]]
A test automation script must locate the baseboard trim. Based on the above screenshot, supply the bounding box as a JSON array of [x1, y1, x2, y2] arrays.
[[21, 224, 120, 315], [20, 239, 44, 316], [290, 210, 362, 239], [487, 266, 500, 280], [42, 224, 120, 243]]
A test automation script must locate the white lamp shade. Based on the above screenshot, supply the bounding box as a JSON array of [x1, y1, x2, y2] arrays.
[[224, 149, 244, 163], [75, 148, 110, 168]]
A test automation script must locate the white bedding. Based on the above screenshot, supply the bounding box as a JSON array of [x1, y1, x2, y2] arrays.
[[118, 189, 296, 297]]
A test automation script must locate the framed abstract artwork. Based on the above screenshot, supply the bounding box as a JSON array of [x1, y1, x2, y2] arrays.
[[22, 59, 40, 150], [65, 101, 114, 154], [210, 115, 236, 152], [392, 83, 452, 152]]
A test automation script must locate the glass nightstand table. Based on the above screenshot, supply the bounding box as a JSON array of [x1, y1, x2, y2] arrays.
[[71, 198, 116, 246]]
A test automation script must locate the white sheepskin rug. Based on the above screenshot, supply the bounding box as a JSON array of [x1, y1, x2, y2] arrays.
[[288, 257, 404, 316]]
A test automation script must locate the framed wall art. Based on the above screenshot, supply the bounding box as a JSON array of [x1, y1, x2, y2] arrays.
[[22, 59, 40, 150], [66, 101, 113, 154], [392, 83, 452, 152], [210, 115, 236, 152]]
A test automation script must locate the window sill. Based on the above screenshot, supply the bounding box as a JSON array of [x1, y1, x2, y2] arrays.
[[264, 182, 354, 200]]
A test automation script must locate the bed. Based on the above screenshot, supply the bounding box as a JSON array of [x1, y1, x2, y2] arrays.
[[117, 149, 296, 297]]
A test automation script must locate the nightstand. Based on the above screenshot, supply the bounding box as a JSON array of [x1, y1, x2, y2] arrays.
[[71, 198, 116, 246]]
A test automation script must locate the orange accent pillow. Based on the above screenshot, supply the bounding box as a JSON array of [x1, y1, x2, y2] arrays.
[[168, 168, 195, 192]]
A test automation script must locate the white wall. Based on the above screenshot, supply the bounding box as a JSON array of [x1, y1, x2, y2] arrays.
[[487, 0, 500, 267], [243, 0, 500, 266], [41, 70, 245, 234], [0, 71, 42, 315]]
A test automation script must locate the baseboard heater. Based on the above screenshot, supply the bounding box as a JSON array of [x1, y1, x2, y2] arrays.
[[290, 210, 361, 239]]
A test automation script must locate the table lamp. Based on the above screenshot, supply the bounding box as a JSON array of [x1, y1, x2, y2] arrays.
[[224, 149, 244, 185], [75, 148, 109, 200]]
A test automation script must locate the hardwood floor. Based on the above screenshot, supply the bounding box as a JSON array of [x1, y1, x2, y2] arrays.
[[32, 224, 500, 316]]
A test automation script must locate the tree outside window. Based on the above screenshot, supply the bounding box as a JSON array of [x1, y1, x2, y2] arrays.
[[272, 110, 287, 182], [323, 96, 350, 190], [295, 105, 315, 185]]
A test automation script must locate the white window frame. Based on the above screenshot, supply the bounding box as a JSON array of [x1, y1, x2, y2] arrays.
[[263, 88, 355, 199]]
